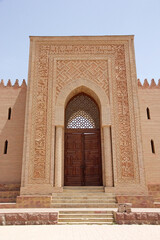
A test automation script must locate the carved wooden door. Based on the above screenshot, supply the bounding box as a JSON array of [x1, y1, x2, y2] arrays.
[[64, 129, 102, 186], [64, 132, 83, 186], [83, 132, 102, 186], [64, 93, 102, 186]]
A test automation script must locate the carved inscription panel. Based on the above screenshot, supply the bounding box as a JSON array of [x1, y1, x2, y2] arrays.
[[28, 39, 139, 184]]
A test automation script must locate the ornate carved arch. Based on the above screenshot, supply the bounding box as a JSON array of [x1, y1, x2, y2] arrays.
[[55, 79, 111, 127]]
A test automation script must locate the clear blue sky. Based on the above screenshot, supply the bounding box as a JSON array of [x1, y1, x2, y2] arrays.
[[0, 0, 160, 85]]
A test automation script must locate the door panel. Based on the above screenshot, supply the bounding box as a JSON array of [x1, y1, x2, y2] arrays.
[[84, 133, 102, 186], [64, 130, 102, 186], [64, 133, 83, 186]]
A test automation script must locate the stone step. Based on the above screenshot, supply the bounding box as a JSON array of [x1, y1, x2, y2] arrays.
[[58, 222, 113, 225], [149, 191, 160, 197], [154, 198, 160, 202], [52, 199, 116, 203], [58, 218, 113, 223], [0, 203, 17, 208], [52, 195, 115, 199], [63, 187, 104, 193], [0, 198, 16, 203], [51, 203, 117, 208], [154, 202, 160, 207], [63, 187, 104, 190], [0, 191, 19, 198], [52, 193, 115, 197], [59, 214, 113, 218], [57, 210, 114, 224], [59, 211, 113, 214], [0, 184, 20, 191], [63, 190, 104, 193]]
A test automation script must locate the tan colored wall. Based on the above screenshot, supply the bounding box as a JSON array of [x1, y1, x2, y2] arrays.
[[138, 80, 160, 184], [0, 80, 27, 183], [0, 76, 160, 189]]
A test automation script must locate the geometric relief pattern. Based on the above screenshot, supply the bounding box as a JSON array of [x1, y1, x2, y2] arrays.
[[114, 46, 135, 180], [56, 60, 108, 99], [31, 45, 49, 179], [30, 42, 137, 183], [65, 93, 100, 129]]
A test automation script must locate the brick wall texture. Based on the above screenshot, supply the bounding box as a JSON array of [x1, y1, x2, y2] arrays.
[[0, 82, 26, 183], [0, 80, 160, 187], [138, 83, 160, 184]]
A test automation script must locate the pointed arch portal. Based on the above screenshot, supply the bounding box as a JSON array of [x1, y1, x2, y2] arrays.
[[64, 93, 102, 186]]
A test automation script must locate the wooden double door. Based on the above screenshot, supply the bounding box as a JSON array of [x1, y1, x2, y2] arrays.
[[64, 129, 102, 186]]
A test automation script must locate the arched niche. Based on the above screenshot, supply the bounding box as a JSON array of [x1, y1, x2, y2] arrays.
[[55, 79, 111, 127]]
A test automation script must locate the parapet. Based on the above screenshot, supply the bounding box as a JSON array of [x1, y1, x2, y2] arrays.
[[138, 79, 160, 89], [0, 79, 27, 88], [1, 78, 160, 89]]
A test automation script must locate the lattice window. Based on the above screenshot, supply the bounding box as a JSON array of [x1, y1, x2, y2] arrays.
[[65, 93, 100, 129]]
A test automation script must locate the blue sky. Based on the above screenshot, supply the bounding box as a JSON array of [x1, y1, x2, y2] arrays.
[[0, 0, 160, 84]]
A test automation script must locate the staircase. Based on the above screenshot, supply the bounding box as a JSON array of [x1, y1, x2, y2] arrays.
[[51, 186, 117, 208], [149, 191, 160, 207], [148, 184, 160, 208], [58, 210, 114, 225], [0, 184, 20, 208]]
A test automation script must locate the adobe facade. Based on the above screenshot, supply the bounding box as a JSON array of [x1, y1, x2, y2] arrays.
[[0, 36, 160, 207]]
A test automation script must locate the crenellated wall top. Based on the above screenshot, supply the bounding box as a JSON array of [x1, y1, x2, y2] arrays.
[[138, 79, 160, 89], [1, 78, 160, 89], [0, 79, 27, 88]]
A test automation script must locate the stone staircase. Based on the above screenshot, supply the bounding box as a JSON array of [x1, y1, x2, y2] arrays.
[[149, 192, 160, 207], [0, 184, 20, 208], [51, 186, 117, 208], [58, 210, 114, 225], [148, 184, 160, 208]]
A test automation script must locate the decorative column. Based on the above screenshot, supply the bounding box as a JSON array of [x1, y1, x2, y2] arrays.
[[54, 126, 63, 192], [103, 125, 113, 187]]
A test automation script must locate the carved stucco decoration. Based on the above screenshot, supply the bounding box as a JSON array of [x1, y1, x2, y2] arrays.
[[29, 40, 139, 184], [56, 60, 109, 99], [30, 45, 49, 180]]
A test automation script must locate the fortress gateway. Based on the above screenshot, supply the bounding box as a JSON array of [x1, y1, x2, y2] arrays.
[[0, 36, 160, 208]]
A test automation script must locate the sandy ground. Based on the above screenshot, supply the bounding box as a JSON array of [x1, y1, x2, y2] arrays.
[[0, 208, 160, 240], [0, 225, 160, 240]]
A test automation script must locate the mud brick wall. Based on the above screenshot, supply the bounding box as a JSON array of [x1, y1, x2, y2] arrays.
[[138, 83, 160, 185], [0, 82, 27, 184]]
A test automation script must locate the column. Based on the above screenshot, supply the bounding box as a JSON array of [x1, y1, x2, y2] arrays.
[[103, 126, 113, 187], [55, 126, 63, 189]]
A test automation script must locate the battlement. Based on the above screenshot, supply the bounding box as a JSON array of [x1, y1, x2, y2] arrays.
[[138, 78, 160, 89], [1, 79, 160, 89], [0, 79, 27, 88]]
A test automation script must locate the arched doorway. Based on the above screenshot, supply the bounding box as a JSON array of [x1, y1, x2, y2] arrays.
[[64, 93, 102, 186]]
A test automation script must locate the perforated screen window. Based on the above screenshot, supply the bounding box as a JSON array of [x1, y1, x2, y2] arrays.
[[65, 93, 100, 129]]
